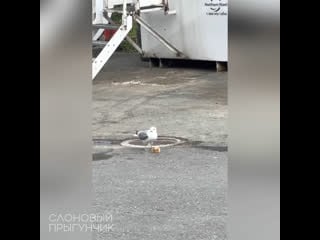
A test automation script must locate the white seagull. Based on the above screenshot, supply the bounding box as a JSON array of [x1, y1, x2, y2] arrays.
[[134, 126, 158, 147]]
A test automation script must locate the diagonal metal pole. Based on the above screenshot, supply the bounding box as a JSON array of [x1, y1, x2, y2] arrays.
[[134, 15, 186, 58], [105, 13, 144, 55]]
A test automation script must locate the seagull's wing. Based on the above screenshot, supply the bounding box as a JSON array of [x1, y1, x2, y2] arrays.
[[138, 131, 148, 140]]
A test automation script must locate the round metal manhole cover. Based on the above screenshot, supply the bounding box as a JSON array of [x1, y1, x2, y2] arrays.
[[120, 136, 187, 148]]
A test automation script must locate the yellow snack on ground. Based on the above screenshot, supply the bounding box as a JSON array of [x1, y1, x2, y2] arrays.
[[151, 146, 160, 153]]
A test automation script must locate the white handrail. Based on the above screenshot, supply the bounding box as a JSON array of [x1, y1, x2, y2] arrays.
[[122, 0, 127, 26]]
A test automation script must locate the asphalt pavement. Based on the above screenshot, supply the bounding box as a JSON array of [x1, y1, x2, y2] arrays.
[[92, 53, 228, 240]]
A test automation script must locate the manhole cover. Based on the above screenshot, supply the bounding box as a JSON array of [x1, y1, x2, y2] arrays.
[[120, 136, 186, 148]]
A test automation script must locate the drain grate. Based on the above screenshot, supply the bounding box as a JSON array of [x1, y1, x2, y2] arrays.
[[120, 136, 187, 148]]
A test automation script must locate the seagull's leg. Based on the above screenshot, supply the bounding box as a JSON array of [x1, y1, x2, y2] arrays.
[[143, 141, 150, 152]]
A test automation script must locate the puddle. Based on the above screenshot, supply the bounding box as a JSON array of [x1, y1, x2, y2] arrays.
[[111, 81, 162, 87], [93, 152, 113, 161], [93, 138, 122, 150], [187, 141, 228, 152]]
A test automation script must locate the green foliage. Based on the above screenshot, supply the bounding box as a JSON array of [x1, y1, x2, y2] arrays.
[[111, 13, 139, 53]]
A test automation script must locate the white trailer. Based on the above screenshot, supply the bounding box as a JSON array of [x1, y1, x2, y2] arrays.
[[92, 0, 228, 80], [140, 0, 228, 62]]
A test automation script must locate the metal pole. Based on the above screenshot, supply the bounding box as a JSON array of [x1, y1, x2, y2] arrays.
[[122, 0, 127, 27], [135, 15, 185, 57], [94, 0, 105, 24], [105, 13, 144, 55], [125, 37, 144, 54]]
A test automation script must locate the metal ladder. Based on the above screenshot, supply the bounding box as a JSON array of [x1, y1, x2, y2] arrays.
[[92, 0, 184, 80]]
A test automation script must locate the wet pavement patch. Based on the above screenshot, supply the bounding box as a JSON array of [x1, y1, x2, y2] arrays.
[[194, 145, 228, 152], [93, 138, 122, 146], [93, 152, 113, 161], [92, 137, 227, 152], [92, 138, 122, 150], [184, 141, 228, 152]]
